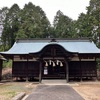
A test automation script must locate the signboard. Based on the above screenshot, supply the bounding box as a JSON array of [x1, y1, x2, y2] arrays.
[[44, 67, 48, 75]]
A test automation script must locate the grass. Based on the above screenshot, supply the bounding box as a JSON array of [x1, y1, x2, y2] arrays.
[[0, 84, 17, 100], [0, 82, 37, 100]]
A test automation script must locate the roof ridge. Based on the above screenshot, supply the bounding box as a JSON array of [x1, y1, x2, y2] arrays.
[[16, 38, 91, 43]]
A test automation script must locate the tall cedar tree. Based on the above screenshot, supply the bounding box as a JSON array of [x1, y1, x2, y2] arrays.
[[53, 10, 77, 38], [1, 4, 20, 50], [0, 7, 9, 50], [16, 2, 50, 38], [87, 0, 100, 46]]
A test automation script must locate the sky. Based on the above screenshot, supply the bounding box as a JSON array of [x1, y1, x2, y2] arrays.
[[0, 0, 90, 24]]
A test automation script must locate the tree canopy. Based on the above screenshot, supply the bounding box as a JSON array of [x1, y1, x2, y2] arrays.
[[1, 4, 20, 50], [53, 10, 76, 38], [0, 0, 100, 50], [16, 2, 50, 39]]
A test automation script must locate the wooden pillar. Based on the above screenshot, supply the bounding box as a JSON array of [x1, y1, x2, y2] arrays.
[[0, 60, 2, 81], [26, 56, 29, 82], [95, 57, 98, 81], [39, 59, 42, 83], [79, 57, 82, 81], [12, 59, 14, 81], [65, 59, 69, 83]]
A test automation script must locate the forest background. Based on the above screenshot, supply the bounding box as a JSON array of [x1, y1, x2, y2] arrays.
[[0, 0, 100, 51]]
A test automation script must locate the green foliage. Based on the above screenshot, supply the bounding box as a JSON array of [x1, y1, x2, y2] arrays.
[[53, 10, 77, 38], [76, 13, 93, 38], [16, 2, 50, 39], [0, 2, 51, 50], [71, 0, 100, 47], [1, 0, 100, 50], [86, 0, 100, 46], [1, 4, 20, 50], [3, 60, 12, 68]]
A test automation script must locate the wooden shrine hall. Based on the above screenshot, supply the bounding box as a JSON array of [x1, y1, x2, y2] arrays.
[[1, 38, 100, 82]]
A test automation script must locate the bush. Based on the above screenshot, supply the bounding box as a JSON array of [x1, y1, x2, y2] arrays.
[[3, 60, 12, 68]]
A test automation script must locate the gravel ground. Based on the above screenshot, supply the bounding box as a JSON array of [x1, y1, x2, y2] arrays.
[[1, 68, 100, 100], [72, 82, 100, 100], [0, 81, 100, 100]]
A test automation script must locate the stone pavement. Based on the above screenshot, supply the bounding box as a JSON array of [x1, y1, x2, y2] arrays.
[[26, 84, 84, 100], [42, 79, 68, 85]]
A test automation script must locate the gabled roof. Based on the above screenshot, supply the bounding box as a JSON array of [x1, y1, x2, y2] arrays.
[[1, 38, 100, 55]]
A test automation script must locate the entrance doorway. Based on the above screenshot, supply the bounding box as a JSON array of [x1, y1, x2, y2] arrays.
[[42, 59, 66, 79], [39, 44, 70, 82]]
